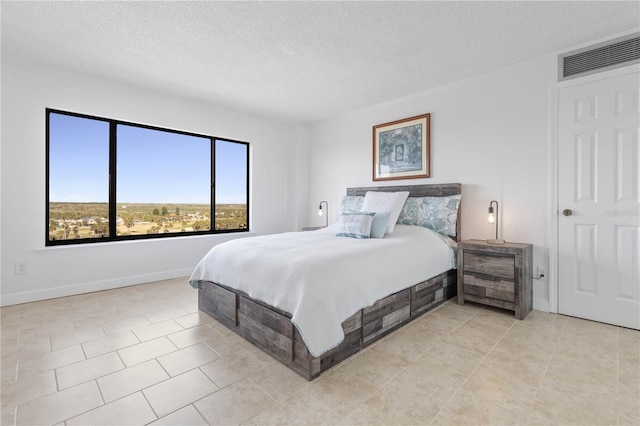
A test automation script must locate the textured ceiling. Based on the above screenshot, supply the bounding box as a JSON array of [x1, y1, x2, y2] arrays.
[[2, 1, 639, 123]]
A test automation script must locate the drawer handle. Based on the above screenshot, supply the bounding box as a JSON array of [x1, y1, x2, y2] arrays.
[[481, 275, 504, 282], [466, 273, 511, 282], [467, 251, 512, 259]]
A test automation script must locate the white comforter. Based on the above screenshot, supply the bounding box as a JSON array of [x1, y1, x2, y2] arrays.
[[189, 224, 456, 357]]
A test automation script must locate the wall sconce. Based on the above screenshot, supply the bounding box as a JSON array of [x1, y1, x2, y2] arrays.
[[318, 201, 328, 227], [487, 200, 505, 244]]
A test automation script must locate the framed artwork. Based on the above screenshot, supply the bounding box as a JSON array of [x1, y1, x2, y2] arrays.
[[372, 113, 430, 181]]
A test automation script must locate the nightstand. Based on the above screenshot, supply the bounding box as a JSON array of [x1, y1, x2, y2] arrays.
[[457, 239, 533, 320]]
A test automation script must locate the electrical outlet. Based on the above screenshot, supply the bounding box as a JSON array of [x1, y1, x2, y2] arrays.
[[15, 262, 27, 275]]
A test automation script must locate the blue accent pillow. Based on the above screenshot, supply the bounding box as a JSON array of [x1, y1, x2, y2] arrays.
[[336, 212, 375, 239], [397, 195, 461, 237], [369, 211, 391, 238]]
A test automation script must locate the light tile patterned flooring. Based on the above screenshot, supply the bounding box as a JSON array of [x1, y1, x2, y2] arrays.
[[1, 277, 638, 425]]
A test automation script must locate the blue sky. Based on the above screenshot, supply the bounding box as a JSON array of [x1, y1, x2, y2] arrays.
[[49, 113, 247, 204]]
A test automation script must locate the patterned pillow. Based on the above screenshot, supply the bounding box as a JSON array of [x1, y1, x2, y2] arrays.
[[336, 212, 375, 239], [338, 195, 364, 215], [397, 195, 461, 237]]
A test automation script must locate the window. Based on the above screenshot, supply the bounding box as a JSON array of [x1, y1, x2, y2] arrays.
[[46, 109, 249, 245]]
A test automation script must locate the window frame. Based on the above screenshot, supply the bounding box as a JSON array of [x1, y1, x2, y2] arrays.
[[45, 108, 250, 246]]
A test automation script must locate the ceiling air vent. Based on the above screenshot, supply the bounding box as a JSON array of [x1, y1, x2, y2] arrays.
[[559, 33, 640, 81]]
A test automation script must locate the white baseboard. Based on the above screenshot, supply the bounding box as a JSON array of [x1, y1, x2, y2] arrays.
[[0, 268, 194, 307], [533, 296, 550, 313]]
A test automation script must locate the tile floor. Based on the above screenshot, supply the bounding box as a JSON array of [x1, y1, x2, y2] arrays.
[[1, 277, 638, 425]]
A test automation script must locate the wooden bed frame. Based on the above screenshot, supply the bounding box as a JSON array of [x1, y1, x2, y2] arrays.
[[197, 183, 461, 380]]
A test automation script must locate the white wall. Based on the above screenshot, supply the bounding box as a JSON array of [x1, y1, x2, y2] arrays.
[[308, 53, 558, 311], [0, 55, 309, 306]]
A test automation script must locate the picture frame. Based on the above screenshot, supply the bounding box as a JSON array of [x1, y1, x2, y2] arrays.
[[372, 113, 430, 181]]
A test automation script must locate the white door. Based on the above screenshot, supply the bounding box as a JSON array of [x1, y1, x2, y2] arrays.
[[558, 70, 640, 330]]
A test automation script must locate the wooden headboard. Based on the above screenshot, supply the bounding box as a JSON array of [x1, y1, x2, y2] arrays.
[[346, 183, 462, 241]]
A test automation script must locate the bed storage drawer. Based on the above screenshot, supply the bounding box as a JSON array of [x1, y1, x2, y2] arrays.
[[293, 329, 319, 379], [198, 282, 237, 328], [304, 311, 362, 374], [362, 288, 410, 344], [411, 278, 443, 316], [238, 297, 293, 365], [411, 269, 457, 316]]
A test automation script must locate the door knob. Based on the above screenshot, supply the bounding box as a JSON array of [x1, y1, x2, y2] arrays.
[[562, 209, 573, 217]]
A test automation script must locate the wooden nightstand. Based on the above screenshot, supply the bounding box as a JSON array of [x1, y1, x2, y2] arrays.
[[457, 239, 533, 319]]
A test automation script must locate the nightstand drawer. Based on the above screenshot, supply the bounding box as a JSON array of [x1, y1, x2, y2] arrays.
[[463, 274, 515, 302], [464, 251, 514, 279]]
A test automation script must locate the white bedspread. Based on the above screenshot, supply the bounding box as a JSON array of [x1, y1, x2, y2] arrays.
[[189, 224, 456, 357]]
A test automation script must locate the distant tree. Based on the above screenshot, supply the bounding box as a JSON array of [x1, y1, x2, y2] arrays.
[[153, 208, 160, 216], [91, 223, 108, 237], [193, 220, 210, 231], [155, 216, 166, 229], [161, 206, 168, 216], [175, 207, 180, 215], [63, 222, 71, 239], [121, 213, 135, 232]]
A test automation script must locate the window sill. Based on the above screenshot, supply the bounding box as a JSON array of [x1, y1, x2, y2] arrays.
[[35, 232, 256, 251]]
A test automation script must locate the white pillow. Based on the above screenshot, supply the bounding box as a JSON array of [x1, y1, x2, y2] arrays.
[[361, 191, 410, 234]]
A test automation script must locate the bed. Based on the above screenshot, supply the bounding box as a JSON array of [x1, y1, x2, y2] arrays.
[[189, 183, 461, 380]]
